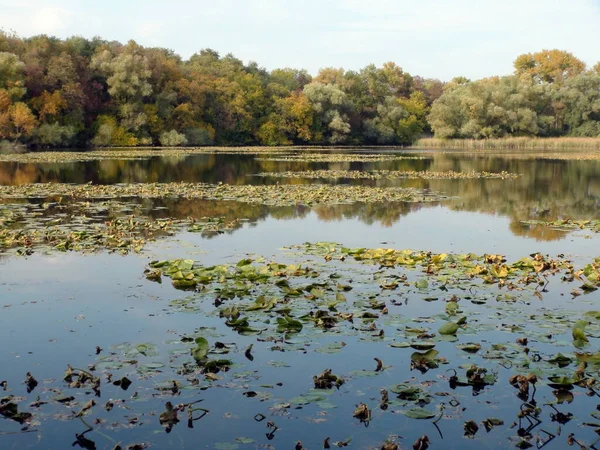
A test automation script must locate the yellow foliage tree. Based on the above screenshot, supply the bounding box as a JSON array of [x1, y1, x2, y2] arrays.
[[0, 101, 36, 142], [514, 49, 586, 84], [32, 90, 67, 122]]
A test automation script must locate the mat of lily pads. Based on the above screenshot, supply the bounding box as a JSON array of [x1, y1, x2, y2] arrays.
[[4, 242, 600, 449], [0, 200, 240, 255], [0, 183, 448, 205], [255, 170, 520, 180]]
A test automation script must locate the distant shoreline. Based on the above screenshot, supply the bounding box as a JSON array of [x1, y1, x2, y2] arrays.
[[412, 137, 600, 150]]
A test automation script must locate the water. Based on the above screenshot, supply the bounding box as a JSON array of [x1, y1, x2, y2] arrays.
[[0, 149, 599, 449]]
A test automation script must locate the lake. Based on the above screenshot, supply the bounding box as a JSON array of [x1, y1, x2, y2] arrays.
[[1, 148, 599, 450]]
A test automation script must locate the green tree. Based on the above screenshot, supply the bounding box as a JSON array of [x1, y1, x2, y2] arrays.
[[428, 76, 553, 138], [0, 52, 26, 99], [91, 41, 152, 134], [303, 82, 353, 144], [159, 129, 188, 146], [555, 73, 600, 136]]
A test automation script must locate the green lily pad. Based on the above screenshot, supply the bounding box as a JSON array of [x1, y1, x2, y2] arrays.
[[438, 321, 459, 335], [191, 337, 209, 361], [402, 407, 436, 419]]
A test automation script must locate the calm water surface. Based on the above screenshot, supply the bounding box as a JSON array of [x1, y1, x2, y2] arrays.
[[0, 149, 599, 450]]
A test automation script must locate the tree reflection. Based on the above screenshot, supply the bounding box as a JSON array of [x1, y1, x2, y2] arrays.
[[0, 152, 598, 242]]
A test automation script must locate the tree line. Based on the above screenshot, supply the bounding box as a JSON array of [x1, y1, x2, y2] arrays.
[[0, 31, 598, 148]]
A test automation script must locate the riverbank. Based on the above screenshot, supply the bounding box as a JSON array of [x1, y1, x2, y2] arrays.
[[412, 137, 600, 150]]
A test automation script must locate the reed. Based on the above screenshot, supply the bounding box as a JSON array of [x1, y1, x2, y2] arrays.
[[412, 137, 600, 150]]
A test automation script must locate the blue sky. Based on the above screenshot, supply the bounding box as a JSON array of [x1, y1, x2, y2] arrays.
[[1, 0, 599, 81]]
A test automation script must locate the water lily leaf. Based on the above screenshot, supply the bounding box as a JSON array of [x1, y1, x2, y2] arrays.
[[246, 296, 278, 311], [316, 401, 337, 409], [316, 342, 346, 354], [572, 320, 589, 343], [446, 302, 459, 315], [575, 352, 600, 366], [214, 443, 239, 450], [391, 384, 423, 401], [548, 353, 572, 367], [548, 376, 575, 389], [289, 393, 327, 405], [410, 341, 436, 350], [438, 321, 459, 335], [192, 337, 209, 361], [411, 349, 439, 362], [457, 343, 481, 353], [402, 407, 436, 419], [389, 342, 410, 348], [276, 316, 303, 333], [415, 279, 429, 290]]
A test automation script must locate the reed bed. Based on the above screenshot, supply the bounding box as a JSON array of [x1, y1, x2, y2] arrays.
[[412, 137, 600, 151]]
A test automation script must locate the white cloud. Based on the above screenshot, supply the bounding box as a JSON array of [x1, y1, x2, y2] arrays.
[[0, 0, 598, 80], [135, 21, 164, 44], [31, 7, 72, 34], [0, 2, 73, 36]]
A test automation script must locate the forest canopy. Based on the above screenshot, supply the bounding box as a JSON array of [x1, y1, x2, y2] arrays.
[[0, 31, 598, 148]]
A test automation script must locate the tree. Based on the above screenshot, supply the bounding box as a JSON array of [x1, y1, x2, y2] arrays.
[[45, 52, 78, 89], [555, 73, 600, 136], [428, 76, 553, 138], [91, 41, 152, 133], [303, 82, 353, 144], [31, 90, 66, 122], [256, 91, 313, 146], [159, 129, 188, 146], [412, 76, 445, 106], [0, 102, 37, 143], [184, 126, 215, 145], [0, 52, 26, 99], [91, 115, 138, 147], [514, 49, 586, 84], [364, 93, 427, 145], [33, 123, 75, 147]]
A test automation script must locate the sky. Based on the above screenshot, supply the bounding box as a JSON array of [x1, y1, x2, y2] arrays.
[[1, 0, 599, 81]]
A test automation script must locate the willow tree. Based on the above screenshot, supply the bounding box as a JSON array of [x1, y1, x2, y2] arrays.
[[91, 40, 152, 143], [0, 52, 26, 99], [303, 82, 353, 144]]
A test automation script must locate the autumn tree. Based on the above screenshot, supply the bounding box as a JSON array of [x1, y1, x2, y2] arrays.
[[0, 102, 37, 143], [257, 91, 313, 146], [514, 49, 586, 84]]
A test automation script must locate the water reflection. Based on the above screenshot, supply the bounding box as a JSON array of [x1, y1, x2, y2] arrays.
[[0, 151, 599, 242]]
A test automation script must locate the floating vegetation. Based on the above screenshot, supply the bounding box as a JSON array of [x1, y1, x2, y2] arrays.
[[3, 150, 600, 449], [255, 153, 429, 163], [0, 200, 239, 255], [0, 147, 295, 164], [521, 218, 600, 233], [145, 242, 598, 354], [256, 169, 520, 180], [0, 147, 425, 165], [138, 242, 600, 448], [0, 182, 448, 205], [3, 239, 600, 449]]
